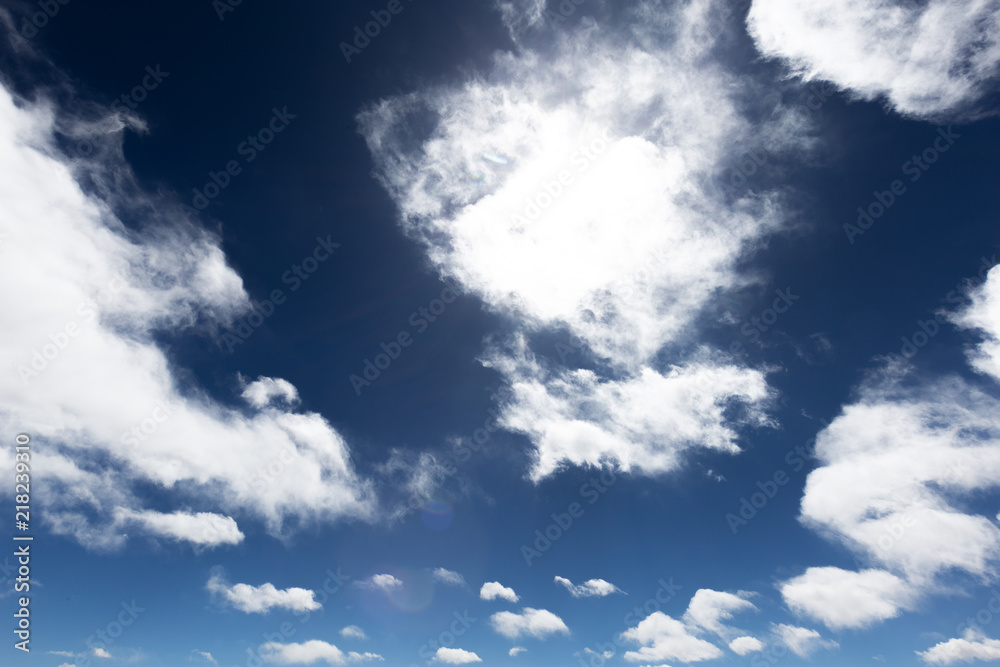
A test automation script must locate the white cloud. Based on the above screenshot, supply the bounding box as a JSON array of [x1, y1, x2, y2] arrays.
[[57, 664, 77, 667], [260, 641, 381, 665], [0, 80, 376, 549], [358, 0, 799, 480], [432, 568, 467, 587], [621, 611, 723, 663], [241, 376, 300, 409], [340, 626, 367, 641], [780, 567, 915, 631], [207, 571, 321, 614], [509, 647, 526, 657], [683, 589, 756, 637], [490, 607, 570, 640], [360, 574, 403, 592], [729, 636, 764, 655], [953, 266, 1000, 383], [480, 581, 519, 602], [93, 648, 111, 659], [554, 576, 623, 598], [432, 648, 482, 664], [919, 629, 1000, 664], [191, 650, 219, 665], [772, 624, 838, 658], [747, 0, 1000, 119], [115, 509, 243, 547]]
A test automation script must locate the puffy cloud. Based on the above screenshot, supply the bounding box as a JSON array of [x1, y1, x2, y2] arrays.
[[340, 626, 367, 641], [360, 574, 403, 592], [92, 648, 111, 659], [432, 568, 467, 587], [621, 611, 723, 663], [114, 509, 243, 547], [747, 0, 1000, 119], [0, 80, 376, 549], [480, 581, 519, 602], [780, 567, 915, 630], [682, 589, 756, 637], [919, 629, 1000, 664], [432, 648, 482, 664], [358, 0, 798, 480], [728, 636, 764, 655], [771, 624, 838, 658], [953, 266, 1000, 383], [259, 642, 382, 665], [241, 376, 300, 409], [554, 576, 623, 598], [508, 647, 526, 657], [207, 571, 321, 614], [490, 608, 570, 639]]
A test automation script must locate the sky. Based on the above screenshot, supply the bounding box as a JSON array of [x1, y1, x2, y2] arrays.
[[1, 0, 1000, 666]]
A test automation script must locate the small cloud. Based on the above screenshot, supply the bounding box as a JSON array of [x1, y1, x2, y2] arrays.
[[554, 576, 623, 598], [341, 626, 368, 641], [190, 650, 219, 665], [918, 629, 1000, 664], [207, 570, 321, 614], [347, 652, 383, 662], [49, 652, 76, 658], [773, 624, 839, 658], [509, 647, 526, 657], [432, 648, 482, 664], [93, 648, 111, 659], [480, 581, 518, 602], [359, 574, 403, 592], [241, 375, 300, 408], [729, 636, 765, 655], [432, 568, 467, 587], [490, 608, 569, 640]]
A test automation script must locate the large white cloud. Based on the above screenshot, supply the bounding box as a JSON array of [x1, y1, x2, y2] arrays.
[[780, 567, 915, 630], [207, 571, 321, 614], [115, 509, 244, 547], [490, 608, 570, 639], [621, 611, 723, 663], [358, 0, 801, 480], [919, 629, 1000, 664], [0, 79, 376, 549], [747, 0, 1000, 119]]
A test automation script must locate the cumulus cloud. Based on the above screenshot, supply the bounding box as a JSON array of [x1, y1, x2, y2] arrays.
[[340, 626, 367, 641], [747, 0, 1000, 119], [621, 611, 723, 663], [115, 509, 243, 547], [480, 581, 519, 602], [953, 266, 1000, 383], [508, 647, 526, 657], [771, 624, 838, 658], [207, 571, 321, 614], [360, 574, 403, 592], [432, 568, 467, 587], [260, 642, 382, 665], [490, 608, 570, 639], [358, 0, 799, 480], [241, 376, 300, 409], [729, 636, 765, 655], [93, 648, 111, 659], [0, 78, 377, 549], [683, 589, 757, 638], [919, 629, 1000, 664], [432, 648, 482, 664], [554, 576, 623, 598], [780, 567, 915, 630]]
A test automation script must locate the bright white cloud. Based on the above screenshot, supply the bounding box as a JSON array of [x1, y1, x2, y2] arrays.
[[115, 509, 243, 547], [953, 266, 1000, 383], [340, 626, 367, 641], [432, 648, 482, 664], [0, 81, 376, 549], [747, 0, 1000, 119], [93, 648, 111, 659], [480, 581, 519, 602], [554, 576, 623, 598], [919, 629, 1000, 664], [358, 0, 799, 480], [432, 568, 466, 587], [191, 650, 219, 665], [683, 589, 756, 637], [729, 636, 765, 655], [780, 567, 915, 630], [346, 653, 383, 663], [241, 376, 300, 408], [259, 642, 381, 665], [621, 611, 723, 663], [490, 608, 570, 639], [360, 574, 403, 592], [207, 571, 321, 614], [508, 647, 526, 657], [772, 624, 838, 658]]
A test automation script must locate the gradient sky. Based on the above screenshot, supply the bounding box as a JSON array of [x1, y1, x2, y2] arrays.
[[2, 1, 1000, 666]]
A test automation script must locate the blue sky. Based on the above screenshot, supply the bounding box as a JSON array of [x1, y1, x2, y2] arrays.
[[2, 0, 1000, 666]]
